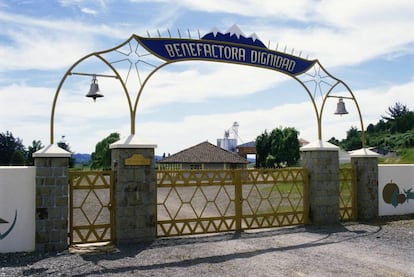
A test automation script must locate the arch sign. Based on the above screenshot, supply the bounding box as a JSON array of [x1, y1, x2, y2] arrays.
[[50, 24, 365, 146], [138, 25, 314, 76]]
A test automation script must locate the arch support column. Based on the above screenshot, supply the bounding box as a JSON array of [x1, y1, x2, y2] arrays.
[[110, 135, 157, 244], [301, 141, 340, 225]]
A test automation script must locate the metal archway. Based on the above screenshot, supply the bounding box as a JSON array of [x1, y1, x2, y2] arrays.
[[50, 27, 365, 147]]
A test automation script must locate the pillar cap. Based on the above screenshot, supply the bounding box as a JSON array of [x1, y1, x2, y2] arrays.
[[349, 148, 380, 158], [110, 134, 157, 149], [33, 144, 71, 158], [300, 140, 339, 151]]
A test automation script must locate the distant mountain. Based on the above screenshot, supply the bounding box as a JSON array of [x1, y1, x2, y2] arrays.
[[73, 153, 91, 165], [201, 24, 267, 48]]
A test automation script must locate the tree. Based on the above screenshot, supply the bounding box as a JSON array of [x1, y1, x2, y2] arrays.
[[379, 102, 414, 134], [9, 150, 26, 165], [340, 126, 362, 151], [57, 137, 75, 167], [0, 131, 26, 166], [27, 140, 44, 166], [90, 132, 120, 170], [382, 102, 409, 121], [328, 137, 340, 146], [255, 130, 271, 167], [255, 127, 300, 168]]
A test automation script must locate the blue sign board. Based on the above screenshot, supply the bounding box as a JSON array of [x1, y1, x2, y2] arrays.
[[137, 29, 315, 76]]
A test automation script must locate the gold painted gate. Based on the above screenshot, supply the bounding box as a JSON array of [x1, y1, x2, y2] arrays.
[[339, 166, 357, 221], [69, 171, 114, 245], [156, 168, 309, 237]]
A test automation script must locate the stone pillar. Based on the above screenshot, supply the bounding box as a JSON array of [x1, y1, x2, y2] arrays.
[[110, 135, 157, 244], [300, 140, 340, 225], [350, 148, 379, 221], [33, 144, 71, 252]]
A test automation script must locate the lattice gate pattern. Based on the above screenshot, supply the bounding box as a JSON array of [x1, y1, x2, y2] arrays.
[[241, 169, 309, 229], [69, 171, 114, 245], [156, 168, 309, 237], [339, 166, 357, 221]]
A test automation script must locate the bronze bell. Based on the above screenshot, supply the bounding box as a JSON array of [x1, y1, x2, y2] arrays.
[[334, 97, 348, 115], [85, 75, 104, 102]]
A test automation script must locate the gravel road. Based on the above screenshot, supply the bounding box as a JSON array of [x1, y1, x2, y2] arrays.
[[1, 216, 413, 277]]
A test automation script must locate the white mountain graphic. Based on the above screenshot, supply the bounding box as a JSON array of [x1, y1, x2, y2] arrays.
[[226, 24, 245, 38], [202, 24, 266, 48]]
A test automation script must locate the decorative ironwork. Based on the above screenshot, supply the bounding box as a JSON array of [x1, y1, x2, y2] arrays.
[[50, 26, 365, 147], [156, 168, 309, 237], [339, 166, 357, 221], [241, 168, 309, 229], [69, 171, 114, 245]]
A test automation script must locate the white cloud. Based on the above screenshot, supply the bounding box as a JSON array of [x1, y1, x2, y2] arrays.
[[0, 11, 129, 71], [1, 1, 414, 155], [81, 8, 98, 15], [137, 63, 289, 112]]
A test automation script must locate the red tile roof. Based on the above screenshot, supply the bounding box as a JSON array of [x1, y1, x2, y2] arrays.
[[159, 141, 248, 164]]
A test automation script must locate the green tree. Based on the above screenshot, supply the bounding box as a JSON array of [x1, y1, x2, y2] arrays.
[[90, 132, 120, 170], [379, 102, 414, 134], [10, 150, 26, 165], [255, 127, 300, 168], [0, 131, 26, 166], [340, 126, 362, 151], [382, 102, 409, 121], [255, 130, 271, 168], [27, 140, 44, 166], [57, 137, 75, 167], [328, 137, 340, 146]]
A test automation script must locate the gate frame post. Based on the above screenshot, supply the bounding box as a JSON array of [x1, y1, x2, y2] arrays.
[[33, 144, 71, 252], [234, 170, 242, 232], [110, 135, 157, 244], [300, 140, 340, 225]]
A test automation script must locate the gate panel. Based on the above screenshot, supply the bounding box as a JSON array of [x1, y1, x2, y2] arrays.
[[69, 171, 114, 245], [156, 168, 309, 237], [157, 170, 236, 237], [241, 168, 309, 229], [339, 166, 357, 221]]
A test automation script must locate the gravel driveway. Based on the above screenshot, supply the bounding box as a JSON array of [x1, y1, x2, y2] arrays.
[[1, 216, 413, 277]]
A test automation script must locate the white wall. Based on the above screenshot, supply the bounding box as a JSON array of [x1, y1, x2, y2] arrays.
[[0, 167, 36, 253], [378, 165, 414, 216]]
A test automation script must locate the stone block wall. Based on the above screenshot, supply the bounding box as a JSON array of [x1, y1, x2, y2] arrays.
[[351, 156, 378, 220], [301, 149, 340, 225], [111, 147, 156, 244], [34, 157, 69, 252]]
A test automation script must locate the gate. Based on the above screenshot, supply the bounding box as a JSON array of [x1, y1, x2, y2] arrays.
[[156, 168, 309, 237], [69, 171, 114, 245], [339, 166, 357, 221]]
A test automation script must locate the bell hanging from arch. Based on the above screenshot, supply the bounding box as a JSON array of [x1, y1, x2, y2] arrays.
[[334, 97, 348, 115], [85, 75, 104, 102]]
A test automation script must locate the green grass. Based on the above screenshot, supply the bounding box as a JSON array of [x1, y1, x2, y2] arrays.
[[380, 147, 414, 164]]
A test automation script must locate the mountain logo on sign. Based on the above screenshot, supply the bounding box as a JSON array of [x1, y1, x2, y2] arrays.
[[201, 24, 267, 49]]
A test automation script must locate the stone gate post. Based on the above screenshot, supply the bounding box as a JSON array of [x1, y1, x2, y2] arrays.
[[350, 148, 379, 221], [300, 141, 340, 225], [33, 144, 71, 252], [110, 135, 157, 244]]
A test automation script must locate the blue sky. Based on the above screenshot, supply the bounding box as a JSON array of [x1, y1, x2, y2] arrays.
[[1, 0, 414, 155]]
